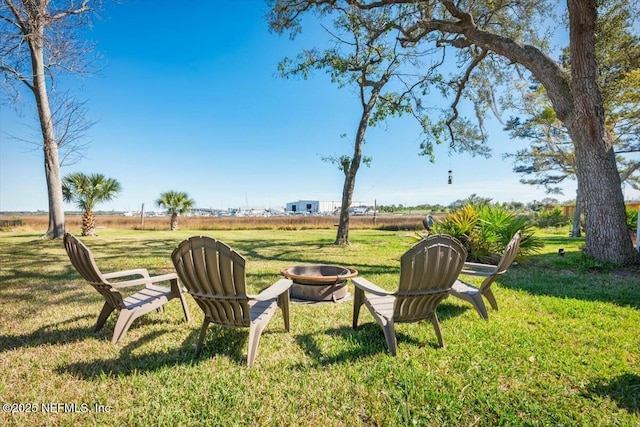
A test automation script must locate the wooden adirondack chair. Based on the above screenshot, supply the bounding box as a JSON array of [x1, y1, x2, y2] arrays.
[[449, 230, 522, 320], [63, 233, 190, 344], [352, 234, 467, 355], [171, 236, 292, 367]]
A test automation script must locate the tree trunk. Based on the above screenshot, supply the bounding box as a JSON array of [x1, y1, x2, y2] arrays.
[[566, 0, 639, 264], [567, 124, 637, 262], [82, 209, 96, 236], [571, 188, 582, 237], [43, 133, 65, 238], [334, 87, 381, 245], [29, 14, 65, 239], [170, 213, 178, 231], [335, 169, 356, 245]]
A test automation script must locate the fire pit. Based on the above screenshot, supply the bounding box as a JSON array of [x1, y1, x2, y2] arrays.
[[280, 264, 358, 302]]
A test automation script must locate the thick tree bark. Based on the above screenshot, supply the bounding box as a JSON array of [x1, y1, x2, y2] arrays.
[[564, 0, 638, 263], [571, 188, 582, 237], [568, 123, 636, 263]]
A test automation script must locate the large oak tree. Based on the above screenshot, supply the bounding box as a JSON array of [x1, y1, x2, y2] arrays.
[[504, 0, 640, 237], [270, 0, 640, 264]]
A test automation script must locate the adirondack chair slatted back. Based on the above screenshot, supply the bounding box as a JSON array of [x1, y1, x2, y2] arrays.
[[172, 236, 251, 327], [64, 233, 125, 309], [395, 235, 467, 322], [495, 230, 522, 274], [479, 230, 522, 292]]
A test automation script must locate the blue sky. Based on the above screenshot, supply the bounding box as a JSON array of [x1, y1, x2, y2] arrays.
[[1, 1, 637, 212]]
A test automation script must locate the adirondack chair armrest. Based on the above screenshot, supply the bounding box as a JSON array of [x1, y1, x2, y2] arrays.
[[352, 277, 393, 296], [103, 268, 150, 280], [461, 262, 498, 277], [253, 278, 293, 301], [109, 273, 179, 288]]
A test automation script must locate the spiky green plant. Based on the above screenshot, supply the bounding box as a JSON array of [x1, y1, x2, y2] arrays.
[[433, 204, 543, 263]]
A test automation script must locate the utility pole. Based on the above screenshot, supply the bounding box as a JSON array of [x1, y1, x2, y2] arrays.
[[373, 199, 377, 226]]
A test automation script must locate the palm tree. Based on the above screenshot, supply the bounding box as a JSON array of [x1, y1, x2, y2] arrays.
[[62, 173, 122, 236], [156, 191, 195, 230]]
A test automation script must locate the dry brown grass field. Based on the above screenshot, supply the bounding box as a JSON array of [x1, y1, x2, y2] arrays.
[[1, 214, 429, 232]]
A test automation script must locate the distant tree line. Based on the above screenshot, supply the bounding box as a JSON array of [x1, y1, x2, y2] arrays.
[[376, 194, 565, 215]]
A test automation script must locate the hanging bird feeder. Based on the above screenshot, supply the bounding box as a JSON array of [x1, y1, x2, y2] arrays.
[[448, 170, 452, 185]]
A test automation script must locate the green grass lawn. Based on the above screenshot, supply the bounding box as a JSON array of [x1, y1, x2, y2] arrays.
[[0, 227, 638, 426]]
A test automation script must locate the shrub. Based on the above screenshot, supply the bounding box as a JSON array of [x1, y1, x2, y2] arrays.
[[432, 204, 543, 263], [535, 207, 570, 228], [431, 205, 491, 262]]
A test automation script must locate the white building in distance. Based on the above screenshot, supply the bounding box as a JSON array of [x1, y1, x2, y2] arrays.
[[285, 200, 341, 214]]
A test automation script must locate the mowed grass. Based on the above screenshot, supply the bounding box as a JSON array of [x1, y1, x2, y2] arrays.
[[0, 227, 638, 426]]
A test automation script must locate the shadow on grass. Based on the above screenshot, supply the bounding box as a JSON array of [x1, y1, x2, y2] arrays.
[[537, 235, 584, 246], [0, 314, 99, 352], [54, 324, 295, 379], [496, 258, 640, 309], [56, 329, 198, 379], [0, 280, 98, 315], [0, 309, 186, 354], [293, 304, 467, 366], [587, 373, 639, 414]]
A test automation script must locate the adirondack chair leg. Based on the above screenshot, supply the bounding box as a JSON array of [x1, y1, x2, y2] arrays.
[[179, 295, 191, 322], [247, 322, 267, 367], [430, 313, 445, 348], [278, 291, 290, 331], [352, 287, 364, 329], [381, 319, 397, 356], [95, 302, 115, 332], [471, 294, 489, 320], [171, 278, 191, 322], [112, 309, 138, 344], [195, 319, 211, 357], [483, 288, 499, 311], [177, 292, 191, 323]]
